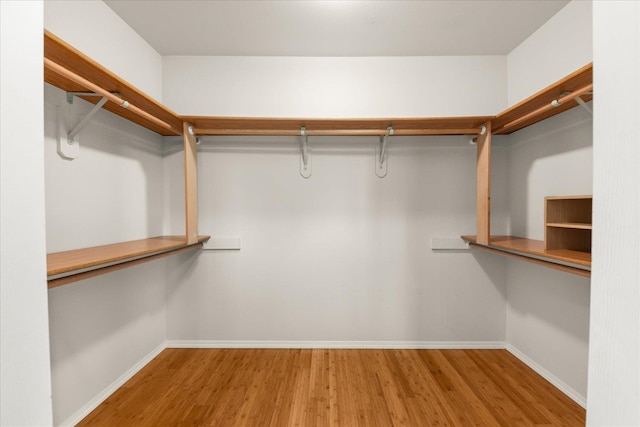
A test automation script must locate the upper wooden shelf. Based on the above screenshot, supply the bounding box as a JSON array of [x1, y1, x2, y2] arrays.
[[47, 235, 210, 288], [44, 31, 591, 139], [461, 235, 590, 278], [44, 31, 183, 136], [492, 63, 593, 135], [182, 116, 493, 136]]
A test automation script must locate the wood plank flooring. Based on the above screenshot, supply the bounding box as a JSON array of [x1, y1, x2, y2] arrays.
[[78, 349, 585, 426]]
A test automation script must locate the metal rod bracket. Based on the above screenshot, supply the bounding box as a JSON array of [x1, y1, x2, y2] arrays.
[[376, 126, 393, 178], [300, 126, 311, 178]]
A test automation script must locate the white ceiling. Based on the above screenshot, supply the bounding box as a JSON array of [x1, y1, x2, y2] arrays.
[[105, 0, 570, 57]]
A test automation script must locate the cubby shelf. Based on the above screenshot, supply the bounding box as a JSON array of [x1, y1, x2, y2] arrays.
[[461, 235, 591, 278], [47, 236, 211, 289]]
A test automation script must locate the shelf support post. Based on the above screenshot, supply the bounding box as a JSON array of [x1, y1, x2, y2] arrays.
[[184, 123, 199, 244], [476, 122, 491, 245]]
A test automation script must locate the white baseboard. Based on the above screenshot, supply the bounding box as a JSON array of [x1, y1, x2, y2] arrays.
[[506, 344, 586, 408], [58, 343, 166, 427], [166, 340, 507, 349]]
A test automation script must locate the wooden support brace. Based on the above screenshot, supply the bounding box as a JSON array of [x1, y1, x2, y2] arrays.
[[476, 122, 491, 245], [183, 122, 198, 244]]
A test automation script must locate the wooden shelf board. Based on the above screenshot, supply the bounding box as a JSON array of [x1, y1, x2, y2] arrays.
[[461, 235, 591, 277], [182, 116, 493, 136], [545, 195, 592, 201], [47, 235, 210, 278], [492, 63, 593, 135], [546, 222, 592, 230], [44, 31, 183, 136]]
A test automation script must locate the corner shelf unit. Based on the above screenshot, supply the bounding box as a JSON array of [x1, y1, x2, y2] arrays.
[[465, 65, 593, 277], [44, 31, 203, 288]]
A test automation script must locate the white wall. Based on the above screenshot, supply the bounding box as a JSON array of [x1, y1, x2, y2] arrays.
[[588, 1, 640, 425], [163, 56, 507, 117], [504, 0, 593, 407], [44, 85, 165, 251], [44, 84, 168, 425], [506, 104, 592, 406], [44, 0, 163, 102], [507, 0, 592, 106], [164, 136, 509, 345], [161, 52, 510, 346], [0, 1, 53, 425], [43, 5, 169, 425]]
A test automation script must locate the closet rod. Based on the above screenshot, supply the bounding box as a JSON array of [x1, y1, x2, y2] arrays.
[[44, 58, 172, 131], [192, 128, 484, 136], [496, 84, 593, 133]]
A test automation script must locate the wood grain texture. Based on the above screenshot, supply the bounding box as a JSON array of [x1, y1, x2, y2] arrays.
[[186, 116, 492, 136], [476, 122, 491, 244], [183, 123, 199, 244], [47, 244, 203, 289], [47, 236, 210, 277], [545, 196, 592, 251], [462, 235, 591, 277], [77, 349, 586, 426], [44, 31, 183, 136], [492, 63, 593, 134]]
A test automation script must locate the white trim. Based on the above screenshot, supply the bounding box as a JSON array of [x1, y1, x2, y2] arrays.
[[507, 344, 586, 408], [58, 343, 166, 427], [166, 340, 506, 350]]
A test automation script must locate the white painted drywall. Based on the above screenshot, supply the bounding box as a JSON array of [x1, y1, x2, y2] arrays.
[[0, 1, 53, 425], [503, 0, 593, 405], [588, 1, 640, 425], [44, 84, 168, 425], [44, 85, 165, 251], [505, 113, 592, 405], [44, 0, 163, 102], [48, 263, 166, 426], [164, 137, 509, 344], [43, 4, 169, 424], [162, 56, 507, 117], [507, 0, 592, 106]]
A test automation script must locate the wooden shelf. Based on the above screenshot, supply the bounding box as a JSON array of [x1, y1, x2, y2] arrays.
[[44, 31, 183, 136], [461, 235, 591, 278], [492, 63, 593, 135], [545, 195, 592, 252], [546, 223, 592, 230], [47, 236, 210, 289], [182, 116, 493, 136]]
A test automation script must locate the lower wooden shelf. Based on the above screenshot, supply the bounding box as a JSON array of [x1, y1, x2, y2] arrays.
[[461, 235, 591, 278], [47, 235, 211, 289]]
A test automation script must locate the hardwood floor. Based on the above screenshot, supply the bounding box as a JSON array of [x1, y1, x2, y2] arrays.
[[79, 349, 585, 426]]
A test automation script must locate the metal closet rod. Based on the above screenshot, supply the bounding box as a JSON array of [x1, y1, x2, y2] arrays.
[[192, 127, 485, 136], [497, 83, 593, 132], [44, 58, 173, 131]]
